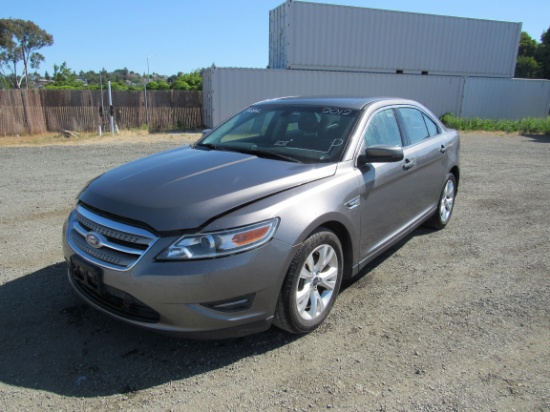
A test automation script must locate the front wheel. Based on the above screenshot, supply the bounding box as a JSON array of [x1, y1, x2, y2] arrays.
[[425, 174, 457, 229], [274, 228, 343, 334]]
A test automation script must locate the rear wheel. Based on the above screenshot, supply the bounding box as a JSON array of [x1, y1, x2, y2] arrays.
[[274, 228, 343, 334], [425, 174, 456, 229]]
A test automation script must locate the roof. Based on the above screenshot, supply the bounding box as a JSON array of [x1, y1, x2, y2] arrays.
[[254, 96, 412, 110]]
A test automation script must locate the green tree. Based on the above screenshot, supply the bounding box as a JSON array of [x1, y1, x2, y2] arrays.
[[515, 55, 541, 78], [0, 19, 53, 89], [111, 67, 129, 82], [169, 70, 202, 90], [537, 26, 550, 79], [44, 61, 81, 89], [0, 72, 10, 89], [53, 61, 76, 83], [78, 69, 100, 85], [108, 81, 130, 91], [515, 28, 550, 80], [515, 32, 541, 78], [148, 79, 170, 90], [518, 32, 538, 58]]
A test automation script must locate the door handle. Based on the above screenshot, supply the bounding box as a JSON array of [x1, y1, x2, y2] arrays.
[[440, 145, 447, 154], [402, 159, 415, 170]]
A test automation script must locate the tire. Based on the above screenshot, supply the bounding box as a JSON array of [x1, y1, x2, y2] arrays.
[[274, 228, 343, 334], [425, 174, 457, 229]]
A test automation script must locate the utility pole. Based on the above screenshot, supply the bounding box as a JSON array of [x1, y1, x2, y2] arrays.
[[145, 54, 154, 126], [107, 80, 114, 135], [98, 72, 104, 136]]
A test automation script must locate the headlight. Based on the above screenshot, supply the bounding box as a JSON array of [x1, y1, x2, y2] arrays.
[[156, 218, 279, 260]]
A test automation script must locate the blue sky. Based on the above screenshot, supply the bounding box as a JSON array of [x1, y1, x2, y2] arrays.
[[3, 0, 549, 76]]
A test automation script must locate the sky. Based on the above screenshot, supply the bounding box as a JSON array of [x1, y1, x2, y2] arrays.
[[3, 0, 549, 77]]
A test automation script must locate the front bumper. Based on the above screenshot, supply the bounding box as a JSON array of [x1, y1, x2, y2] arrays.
[[62, 211, 296, 339]]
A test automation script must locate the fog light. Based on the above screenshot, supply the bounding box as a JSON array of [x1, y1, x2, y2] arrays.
[[202, 294, 255, 313]]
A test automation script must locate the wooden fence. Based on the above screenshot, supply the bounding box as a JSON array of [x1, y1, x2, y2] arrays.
[[0, 89, 203, 136]]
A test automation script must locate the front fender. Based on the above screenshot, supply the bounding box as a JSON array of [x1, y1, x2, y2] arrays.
[[205, 161, 362, 270]]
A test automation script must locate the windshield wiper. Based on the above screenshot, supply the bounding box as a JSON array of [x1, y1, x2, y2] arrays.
[[194, 142, 218, 150], [195, 143, 301, 163], [229, 147, 302, 163]]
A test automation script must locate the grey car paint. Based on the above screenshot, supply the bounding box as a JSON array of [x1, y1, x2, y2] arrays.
[[62, 97, 459, 338], [356, 105, 459, 267], [79, 147, 338, 232]]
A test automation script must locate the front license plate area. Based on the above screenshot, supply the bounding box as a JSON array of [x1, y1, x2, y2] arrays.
[[70, 256, 104, 294]]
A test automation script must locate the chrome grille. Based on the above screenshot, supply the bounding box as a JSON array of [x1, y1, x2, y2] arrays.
[[67, 205, 158, 271]]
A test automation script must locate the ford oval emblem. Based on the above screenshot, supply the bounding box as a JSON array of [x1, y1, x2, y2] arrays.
[[85, 232, 103, 249]]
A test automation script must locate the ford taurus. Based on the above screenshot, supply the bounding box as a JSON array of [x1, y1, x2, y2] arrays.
[[62, 97, 459, 338]]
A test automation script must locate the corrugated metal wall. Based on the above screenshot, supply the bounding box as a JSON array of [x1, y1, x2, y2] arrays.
[[202, 68, 214, 129], [461, 78, 550, 119], [269, 3, 288, 75], [202, 67, 464, 127], [202, 68, 550, 128], [203, 3, 549, 127], [269, 1, 521, 78]]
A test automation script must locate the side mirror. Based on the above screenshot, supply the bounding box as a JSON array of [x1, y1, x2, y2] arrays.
[[358, 145, 404, 167], [201, 129, 212, 138]]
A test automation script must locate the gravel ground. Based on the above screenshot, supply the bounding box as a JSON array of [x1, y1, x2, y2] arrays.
[[0, 132, 548, 411]]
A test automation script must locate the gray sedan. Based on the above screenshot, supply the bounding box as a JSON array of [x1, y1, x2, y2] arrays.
[[62, 97, 459, 338]]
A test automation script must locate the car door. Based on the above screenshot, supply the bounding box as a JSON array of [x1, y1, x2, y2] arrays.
[[396, 107, 449, 221], [357, 108, 419, 267]]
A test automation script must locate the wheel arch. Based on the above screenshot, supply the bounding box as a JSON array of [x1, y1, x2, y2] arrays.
[[310, 220, 354, 282], [450, 166, 460, 192]]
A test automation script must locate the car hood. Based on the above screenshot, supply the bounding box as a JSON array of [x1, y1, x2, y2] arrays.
[[80, 146, 337, 232]]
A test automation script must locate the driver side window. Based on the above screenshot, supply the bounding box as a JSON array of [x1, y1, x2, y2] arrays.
[[363, 109, 403, 147]]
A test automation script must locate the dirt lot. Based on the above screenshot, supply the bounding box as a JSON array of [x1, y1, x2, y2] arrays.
[[0, 132, 548, 411]]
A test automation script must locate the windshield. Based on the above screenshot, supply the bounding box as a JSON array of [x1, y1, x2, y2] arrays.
[[197, 104, 361, 163]]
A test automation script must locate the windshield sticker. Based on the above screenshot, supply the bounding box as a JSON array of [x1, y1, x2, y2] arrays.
[[246, 107, 261, 114], [322, 108, 352, 116], [329, 139, 344, 148], [274, 140, 291, 147]]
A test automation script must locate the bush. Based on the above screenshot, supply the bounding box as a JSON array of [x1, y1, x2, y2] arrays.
[[440, 113, 550, 134]]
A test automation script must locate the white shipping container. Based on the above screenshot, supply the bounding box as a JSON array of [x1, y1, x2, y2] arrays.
[[461, 77, 550, 120], [269, 1, 522, 78], [202, 67, 464, 128]]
